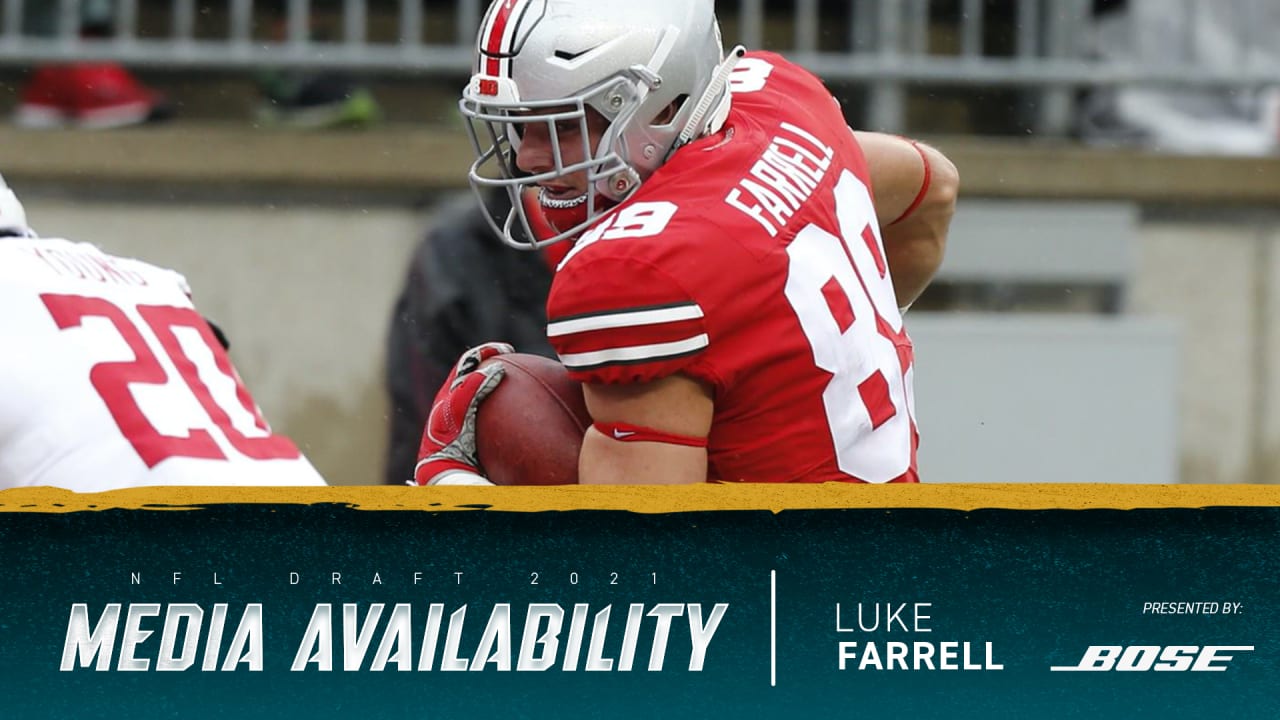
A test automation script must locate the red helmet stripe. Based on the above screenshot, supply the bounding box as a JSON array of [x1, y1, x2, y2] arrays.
[[480, 0, 527, 78]]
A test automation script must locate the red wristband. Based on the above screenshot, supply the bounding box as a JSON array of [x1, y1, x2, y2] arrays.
[[888, 139, 932, 226], [593, 422, 708, 448]]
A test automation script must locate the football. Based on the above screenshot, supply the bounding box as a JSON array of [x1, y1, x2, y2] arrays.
[[474, 353, 591, 485]]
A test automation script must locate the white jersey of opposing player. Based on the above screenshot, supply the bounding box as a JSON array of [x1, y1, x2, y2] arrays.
[[0, 237, 326, 490]]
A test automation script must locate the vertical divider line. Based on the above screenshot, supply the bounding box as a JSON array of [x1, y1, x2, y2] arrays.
[[770, 569, 777, 687]]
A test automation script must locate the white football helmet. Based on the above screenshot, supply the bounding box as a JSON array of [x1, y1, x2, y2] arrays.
[[0, 173, 33, 238], [460, 0, 742, 249]]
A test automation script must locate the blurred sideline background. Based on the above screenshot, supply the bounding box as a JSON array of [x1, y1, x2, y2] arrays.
[[2, 0, 1279, 484]]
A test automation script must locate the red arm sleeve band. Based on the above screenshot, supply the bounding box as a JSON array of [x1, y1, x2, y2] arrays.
[[594, 422, 708, 448], [887, 139, 932, 227]]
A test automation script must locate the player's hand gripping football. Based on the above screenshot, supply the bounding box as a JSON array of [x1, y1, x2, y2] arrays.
[[412, 342, 513, 486]]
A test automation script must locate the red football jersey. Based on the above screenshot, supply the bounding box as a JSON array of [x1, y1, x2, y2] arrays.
[[546, 52, 918, 484]]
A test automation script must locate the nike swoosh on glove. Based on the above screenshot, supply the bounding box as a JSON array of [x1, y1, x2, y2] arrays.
[[411, 342, 513, 486]]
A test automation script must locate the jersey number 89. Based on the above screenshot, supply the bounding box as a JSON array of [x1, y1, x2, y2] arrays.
[[784, 171, 915, 483]]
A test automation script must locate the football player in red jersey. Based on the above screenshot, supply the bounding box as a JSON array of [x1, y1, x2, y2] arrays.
[[415, 0, 958, 486]]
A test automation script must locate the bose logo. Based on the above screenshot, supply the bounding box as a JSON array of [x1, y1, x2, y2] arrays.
[[1050, 645, 1254, 672]]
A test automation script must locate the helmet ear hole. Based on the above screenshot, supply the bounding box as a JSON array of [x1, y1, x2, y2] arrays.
[[652, 95, 689, 128]]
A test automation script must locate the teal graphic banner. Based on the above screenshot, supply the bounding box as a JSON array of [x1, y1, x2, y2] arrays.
[[1, 493, 1276, 719]]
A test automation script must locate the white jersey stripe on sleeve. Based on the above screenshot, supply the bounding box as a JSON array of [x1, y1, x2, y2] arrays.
[[559, 334, 710, 370], [547, 303, 704, 338]]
